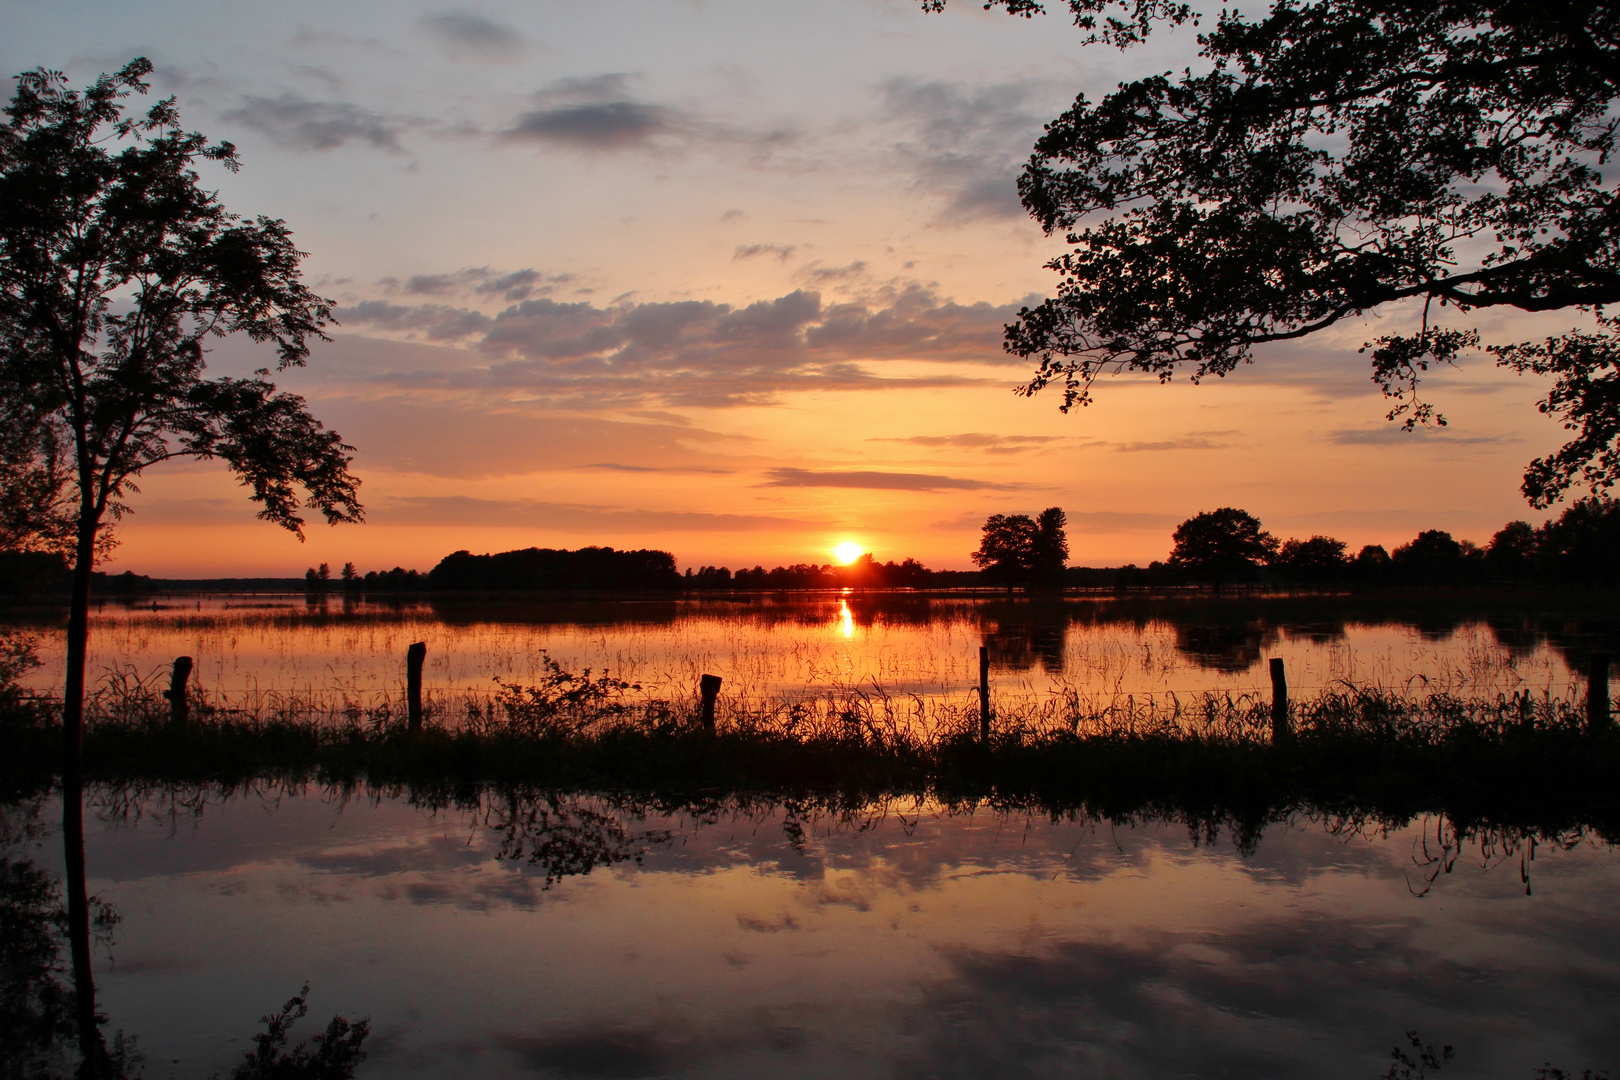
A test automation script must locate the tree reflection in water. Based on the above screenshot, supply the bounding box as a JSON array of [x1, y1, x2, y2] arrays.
[[481, 788, 675, 887], [6, 779, 1617, 1078], [0, 784, 369, 1080]]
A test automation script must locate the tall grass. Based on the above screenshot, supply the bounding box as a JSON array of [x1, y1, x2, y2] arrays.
[[3, 648, 1615, 842]]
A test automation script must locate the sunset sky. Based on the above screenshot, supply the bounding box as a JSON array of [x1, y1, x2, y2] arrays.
[[3, 0, 1592, 576]]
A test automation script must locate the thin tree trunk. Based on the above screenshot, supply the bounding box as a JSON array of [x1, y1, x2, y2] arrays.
[[62, 517, 97, 779], [63, 773, 112, 1078]]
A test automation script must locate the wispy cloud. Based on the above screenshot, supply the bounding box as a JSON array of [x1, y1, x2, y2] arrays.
[[733, 244, 798, 262], [1326, 426, 1514, 446], [387, 267, 575, 302], [762, 468, 1020, 492], [581, 462, 735, 475], [221, 93, 413, 152], [379, 496, 819, 532], [1112, 432, 1238, 453], [877, 433, 1064, 455], [881, 78, 1057, 223]]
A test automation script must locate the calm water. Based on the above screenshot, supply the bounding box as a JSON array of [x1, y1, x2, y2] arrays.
[[9, 591, 1619, 715], [7, 787, 1618, 1078]]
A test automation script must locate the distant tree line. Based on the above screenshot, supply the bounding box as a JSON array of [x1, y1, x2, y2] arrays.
[[1105, 497, 1620, 590], [427, 547, 682, 591], [685, 555, 979, 591]]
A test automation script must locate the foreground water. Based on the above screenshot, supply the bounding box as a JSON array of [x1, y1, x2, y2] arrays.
[[10, 591, 1620, 716], [6, 787, 1617, 1078]]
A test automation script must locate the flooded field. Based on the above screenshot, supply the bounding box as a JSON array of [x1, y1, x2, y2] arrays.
[[7, 591, 1618, 717], [6, 785, 1618, 1079]]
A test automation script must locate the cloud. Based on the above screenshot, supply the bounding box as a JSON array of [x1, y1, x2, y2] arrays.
[[796, 261, 867, 284], [930, 508, 1175, 532], [881, 78, 1057, 223], [1112, 432, 1238, 452], [220, 93, 411, 152], [581, 463, 735, 475], [502, 73, 684, 150], [733, 244, 798, 262], [419, 12, 530, 63], [500, 73, 796, 157], [378, 496, 823, 532], [878, 433, 1063, 455], [333, 283, 1025, 408], [394, 267, 574, 302], [336, 300, 493, 341], [1325, 426, 1514, 446], [761, 468, 1020, 492], [507, 101, 679, 149]]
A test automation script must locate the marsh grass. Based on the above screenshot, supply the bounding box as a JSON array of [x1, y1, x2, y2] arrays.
[[3, 646, 1616, 840]]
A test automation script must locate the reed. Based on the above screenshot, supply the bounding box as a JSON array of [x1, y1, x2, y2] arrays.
[[2, 654, 1616, 839]]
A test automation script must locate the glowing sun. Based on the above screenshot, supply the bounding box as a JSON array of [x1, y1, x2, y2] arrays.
[[833, 541, 864, 565]]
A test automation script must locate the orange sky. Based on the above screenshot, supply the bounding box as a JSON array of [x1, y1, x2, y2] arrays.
[[4, 1, 1589, 575]]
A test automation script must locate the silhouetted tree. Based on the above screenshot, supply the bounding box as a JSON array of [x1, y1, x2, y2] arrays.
[[429, 546, 680, 591], [924, 0, 1620, 508], [0, 374, 73, 556], [972, 507, 1069, 589], [1392, 530, 1472, 585], [1536, 496, 1620, 583], [1353, 544, 1392, 585], [1168, 508, 1276, 588], [1271, 535, 1350, 586], [1032, 506, 1070, 585], [1486, 521, 1538, 581], [0, 61, 363, 776]]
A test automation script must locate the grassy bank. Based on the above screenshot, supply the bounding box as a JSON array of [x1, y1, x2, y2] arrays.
[[4, 665, 1618, 840]]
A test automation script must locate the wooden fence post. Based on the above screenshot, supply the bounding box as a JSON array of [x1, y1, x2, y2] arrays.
[[163, 656, 192, 723], [1270, 657, 1290, 743], [979, 645, 991, 744], [1588, 652, 1611, 735], [406, 642, 426, 732], [700, 674, 722, 731]]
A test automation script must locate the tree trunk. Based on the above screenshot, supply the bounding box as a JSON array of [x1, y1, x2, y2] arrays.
[[62, 517, 97, 780], [63, 773, 112, 1077]]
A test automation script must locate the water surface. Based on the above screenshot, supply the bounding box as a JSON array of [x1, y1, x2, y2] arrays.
[[8, 787, 1618, 1078], [10, 592, 1617, 716]]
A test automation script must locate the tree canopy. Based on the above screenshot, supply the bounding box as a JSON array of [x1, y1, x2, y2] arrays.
[[0, 59, 362, 769], [925, 0, 1620, 507], [1168, 507, 1277, 584], [972, 507, 1070, 587]]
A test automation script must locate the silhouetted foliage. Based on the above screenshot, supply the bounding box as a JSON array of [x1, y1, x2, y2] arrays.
[[1354, 544, 1393, 585], [1169, 508, 1277, 586], [1487, 521, 1539, 581], [0, 853, 76, 1078], [361, 567, 422, 592], [688, 556, 959, 590], [429, 546, 681, 592], [1392, 530, 1473, 586], [0, 550, 68, 597], [1535, 496, 1620, 584], [223, 984, 368, 1080], [972, 507, 1069, 589], [0, 374, 73, 558], [0, 59, 362, 774], [925, 0, 1620, 507], [1269, 535, 1350, 586], [1383, 1031, 1454, 1080]]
